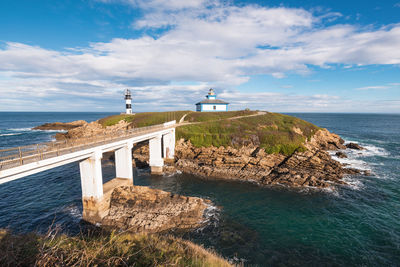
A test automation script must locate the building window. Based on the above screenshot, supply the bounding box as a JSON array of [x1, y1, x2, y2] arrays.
[[213, 105, 216, 110]]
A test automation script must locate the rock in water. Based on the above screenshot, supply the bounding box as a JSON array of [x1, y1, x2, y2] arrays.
[[33, 120, 87, 131], [346, 142, 364, 150], [335, 151, 348, 158], [101, 186, 210, 233], [55, 120, 131, 140]]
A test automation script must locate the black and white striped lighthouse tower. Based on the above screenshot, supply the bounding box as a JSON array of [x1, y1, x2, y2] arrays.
[[124, 89, 132, 114]]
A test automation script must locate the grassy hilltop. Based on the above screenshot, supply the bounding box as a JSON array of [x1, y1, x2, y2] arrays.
[[99, 110, 320, 155]]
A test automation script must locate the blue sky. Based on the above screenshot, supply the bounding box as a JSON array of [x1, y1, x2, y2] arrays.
[[0, 0, 399, 112]]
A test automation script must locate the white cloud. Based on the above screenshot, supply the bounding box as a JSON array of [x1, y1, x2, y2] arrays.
[[356, 83, 400, 90], [0, 0, 400, 111], [357, 85, 390, 90]]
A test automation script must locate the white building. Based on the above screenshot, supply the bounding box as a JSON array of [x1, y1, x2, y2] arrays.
[[195, 89, 229, 112]]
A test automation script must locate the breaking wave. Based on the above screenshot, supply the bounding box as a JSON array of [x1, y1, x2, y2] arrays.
[[0, 133, 22, 136], [62, 204, 82, 223], [330, 141, 389, 172], [8, 128, 32, 132]]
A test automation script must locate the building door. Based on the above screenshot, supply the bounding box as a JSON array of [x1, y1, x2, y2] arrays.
[[213, 105, 216, 110]]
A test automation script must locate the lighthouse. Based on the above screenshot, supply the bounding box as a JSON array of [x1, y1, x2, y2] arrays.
[[124, 89, 132, 114]]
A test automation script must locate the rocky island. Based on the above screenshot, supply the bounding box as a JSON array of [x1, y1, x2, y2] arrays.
[[38, 110, 367, 189]]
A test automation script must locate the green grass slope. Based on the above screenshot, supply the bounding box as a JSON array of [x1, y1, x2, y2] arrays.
[[98, 110, 257, 128], [184, 110, 257, 122], [97, 110, 320, 156], [176, 112, 320, 155]]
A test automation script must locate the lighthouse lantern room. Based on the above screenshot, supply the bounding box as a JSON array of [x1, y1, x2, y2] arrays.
[[125, 89, 132, 114]]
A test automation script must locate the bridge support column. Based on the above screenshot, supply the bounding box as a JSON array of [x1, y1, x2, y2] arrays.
[[149, 135, 163, 174], [163, 129, 175, 159], [80, 149, 105, 222], [115, 141, 133, 180]]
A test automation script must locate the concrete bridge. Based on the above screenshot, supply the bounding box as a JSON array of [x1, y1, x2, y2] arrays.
[[0, 121, 176, 222]]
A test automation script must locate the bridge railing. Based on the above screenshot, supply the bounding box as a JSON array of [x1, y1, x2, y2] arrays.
[[0, 121, 175, 171]]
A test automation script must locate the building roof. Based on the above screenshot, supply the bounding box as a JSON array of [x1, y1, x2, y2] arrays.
[[196, 99, 229, 105]]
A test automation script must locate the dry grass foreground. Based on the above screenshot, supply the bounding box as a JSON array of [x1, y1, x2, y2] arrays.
[[0, 228, 232, 267]]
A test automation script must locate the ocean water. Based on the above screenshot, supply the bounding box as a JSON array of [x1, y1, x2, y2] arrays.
[[0, 112, 399, 266]]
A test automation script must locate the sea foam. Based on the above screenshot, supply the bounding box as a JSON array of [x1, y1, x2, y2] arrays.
[[0, 133, 22, 136], [330, 140, 389, 172], [8, 127, 32, 132]]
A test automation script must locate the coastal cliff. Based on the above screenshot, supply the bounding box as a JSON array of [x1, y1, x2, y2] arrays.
[[174, 129, 363, 188]]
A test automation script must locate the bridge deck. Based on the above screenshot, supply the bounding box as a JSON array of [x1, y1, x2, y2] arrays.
[[0, 122, 175, 172]]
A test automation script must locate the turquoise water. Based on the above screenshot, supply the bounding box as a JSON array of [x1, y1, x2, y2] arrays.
[[0, 112, 399, 266]]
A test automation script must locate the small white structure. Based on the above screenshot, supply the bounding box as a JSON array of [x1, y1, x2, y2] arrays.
[[195, 89, 229, 112], [125, 89, 132, 114]]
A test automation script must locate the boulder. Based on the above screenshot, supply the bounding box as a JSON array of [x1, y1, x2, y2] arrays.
[[335, 151, 348, 158], [305, 128, 346, 150], [346, 143, 364, 150]]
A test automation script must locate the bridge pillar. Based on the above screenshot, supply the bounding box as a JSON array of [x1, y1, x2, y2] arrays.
[[149, 135, 163, 174], [163, 129, 175, 159], [115, 141, 133, 180], [79, 149, 104, 222], [80, 149, 103, 199]]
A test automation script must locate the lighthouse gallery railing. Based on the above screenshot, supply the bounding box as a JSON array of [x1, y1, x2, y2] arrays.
[[0, 121, 175, 171]]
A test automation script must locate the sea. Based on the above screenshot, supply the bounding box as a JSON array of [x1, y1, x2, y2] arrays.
[[0, 112, 399, 266]]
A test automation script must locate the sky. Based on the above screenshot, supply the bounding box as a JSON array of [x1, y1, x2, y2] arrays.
[[0, 0, 399, 113]]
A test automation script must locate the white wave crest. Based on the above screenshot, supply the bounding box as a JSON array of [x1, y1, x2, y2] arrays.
[[63, 205, 82, 222], [330, 141, 389, 171], [8, 128, 32, 131], [344, 141, 389, 158], [197, 204, 220, 231], [33, 129, 67, 133], [358, 144, 390, 157], [330, 154, 371, 171], [342, 176, 364, 190], [0, 133, 22, 136]]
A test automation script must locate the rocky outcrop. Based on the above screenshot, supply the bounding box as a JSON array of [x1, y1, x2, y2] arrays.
[[55, 120, 131, 140], [335, 151, 348, 158], [174, 129, 364, 188], [346, 142, 364, 150], [304, 128, 346, 150], [101, 186, 210, 233], [33, 120, 86, 131]]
